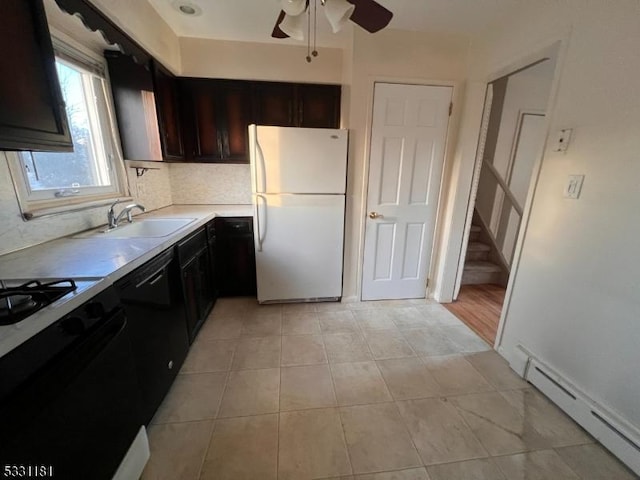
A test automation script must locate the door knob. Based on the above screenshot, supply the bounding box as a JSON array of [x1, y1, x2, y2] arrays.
[[369, 212, 383, 219]]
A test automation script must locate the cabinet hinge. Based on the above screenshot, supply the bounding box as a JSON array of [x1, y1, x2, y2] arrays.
[[449, 102, 453, 116]]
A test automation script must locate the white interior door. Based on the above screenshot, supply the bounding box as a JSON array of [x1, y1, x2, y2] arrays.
[[361, 83, 452, 300]]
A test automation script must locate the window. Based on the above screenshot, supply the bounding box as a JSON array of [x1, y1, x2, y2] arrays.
[[8, 42, 128, 218]]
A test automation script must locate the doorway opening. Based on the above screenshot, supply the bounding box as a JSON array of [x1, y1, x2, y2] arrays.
[[447, 55, 558, 344]]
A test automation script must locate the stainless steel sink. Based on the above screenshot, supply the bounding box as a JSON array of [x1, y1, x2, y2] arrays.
[[73, 218, 197, 239]]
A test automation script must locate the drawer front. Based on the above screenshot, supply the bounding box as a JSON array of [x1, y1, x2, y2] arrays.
[[177, 228, 207, 264], [216, 217, 253, 235]]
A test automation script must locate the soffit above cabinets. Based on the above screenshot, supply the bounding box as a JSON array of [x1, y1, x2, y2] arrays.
[[145, 0, 523, 48]]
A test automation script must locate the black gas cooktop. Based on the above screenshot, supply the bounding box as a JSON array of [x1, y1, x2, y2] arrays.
[[0, 279, 77, 325]]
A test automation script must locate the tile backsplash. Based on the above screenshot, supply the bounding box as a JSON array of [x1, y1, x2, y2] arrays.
[[170, 163, 251, 205], [0, 155, 251, 256]]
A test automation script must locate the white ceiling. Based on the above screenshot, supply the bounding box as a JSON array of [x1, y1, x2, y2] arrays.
[[146, 0, 523, 48]]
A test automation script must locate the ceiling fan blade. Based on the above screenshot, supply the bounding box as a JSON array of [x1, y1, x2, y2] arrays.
[[346, 0, 393, 33], [272, 10, 290, 38]]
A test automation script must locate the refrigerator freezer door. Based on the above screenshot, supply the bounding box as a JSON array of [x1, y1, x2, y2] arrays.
[[253, 194, 345, 303], [250, 125, 348, 194]]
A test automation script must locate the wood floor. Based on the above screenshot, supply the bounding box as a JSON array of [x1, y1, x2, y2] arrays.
[[444, 284, 506, 345]]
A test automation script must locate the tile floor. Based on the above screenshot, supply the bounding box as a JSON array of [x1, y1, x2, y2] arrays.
[[142, 298, 637, 480]]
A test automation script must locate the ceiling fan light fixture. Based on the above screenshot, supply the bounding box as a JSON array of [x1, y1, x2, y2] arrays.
[[279, 13, 306, 41], [322, 0, 355, 33], [280, 0, 307, 16]]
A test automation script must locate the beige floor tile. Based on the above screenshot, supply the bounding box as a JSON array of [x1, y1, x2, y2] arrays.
[[282, 303, 318, 314], [245, 303, 282, 315], [354, 468, 429, 480], [422, 355, 494, 395], [364, 330, 415, 360], [499, 388, 592, 447], [353, 309, 399, 330], [282, 312, 321, 335], [319, 311, 361, 334], [218, 368, 280, 418], [440, 325, 491, 353], [427, 458, 505, 480], [464, 351, 529, 390], [231, 336, 281, 370], [181, 338, 236, 373], [331, 361, 392, 405], [281, 334, 327, 366], [211, 297, 254, 317], [414, 305, 462, 326], [200, 414, 278, 480], [198, 316, 244, 340], [400, 328, 458, 356], [555, 443, 637, 480], [315, 302, 351, 312], [376, 357, 441, 400], [142, 420, 214, 480], [493, 450, 579, 480], [280, 364, 337, 411], [152, 372, 226, 424], [396, 398, 488, 465], [278, 408, 352, 480], [324, 333, 373, 363], [390, 307, 434, 329], [340, 403, 422, 474], [241, 314, 282, 337], [449, 391, 546, 455]]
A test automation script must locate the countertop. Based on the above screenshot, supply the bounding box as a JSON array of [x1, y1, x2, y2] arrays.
[[0, 204, 252, 356], [0, 204, 252, 280]]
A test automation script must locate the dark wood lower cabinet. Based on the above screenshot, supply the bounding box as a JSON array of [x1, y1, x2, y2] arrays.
[[216, 217, 257, 297]]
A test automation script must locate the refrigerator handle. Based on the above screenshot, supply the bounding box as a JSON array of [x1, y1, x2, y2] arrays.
[[256, 141, 267, 193], [255, 194, 266, 252]]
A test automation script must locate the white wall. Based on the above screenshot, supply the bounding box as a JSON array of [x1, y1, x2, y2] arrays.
[[180, 37, 343, 83], [457, 0, 640, 443], [89, 0, 181, 73], [342, 28, 469, 301]]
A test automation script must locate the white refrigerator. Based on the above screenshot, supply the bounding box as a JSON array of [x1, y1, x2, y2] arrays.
[[248, 125, 348, 304]]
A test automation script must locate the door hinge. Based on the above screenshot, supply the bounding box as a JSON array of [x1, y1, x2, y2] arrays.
[[425, 278, 430, 287], [448, 102, 453, 116]]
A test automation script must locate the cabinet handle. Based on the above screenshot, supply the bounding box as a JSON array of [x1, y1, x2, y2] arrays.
[[217, 131, 224, 158]]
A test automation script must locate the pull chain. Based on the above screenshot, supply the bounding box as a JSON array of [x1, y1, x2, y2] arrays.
[[312, 0, 318, 58], [306, 0, 312, 62]]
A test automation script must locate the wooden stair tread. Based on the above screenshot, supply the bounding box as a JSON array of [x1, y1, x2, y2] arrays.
[[467, 242, 491, 252], [464, 260, 503, 273]]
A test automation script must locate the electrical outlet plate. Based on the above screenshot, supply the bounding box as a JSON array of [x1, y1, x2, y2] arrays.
[[553, 128, 573, 153], [564, 174, 585, 199]]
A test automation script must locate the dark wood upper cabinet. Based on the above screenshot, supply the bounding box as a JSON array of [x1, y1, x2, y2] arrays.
[[0, 0, 72, 152], [297, 84, 341, 129], [253, 82, 296, 127], [152, 61, 184, 160], [183, 80, 251, 163], [105, 51, 163, 161]]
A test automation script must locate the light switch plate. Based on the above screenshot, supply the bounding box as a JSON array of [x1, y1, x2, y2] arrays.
[[564, 174, 585, 199], [553, 128, 573, 153]]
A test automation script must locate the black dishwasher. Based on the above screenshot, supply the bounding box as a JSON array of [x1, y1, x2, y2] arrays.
[[0, 287, 143, 480], [115, 248, 189, 424]]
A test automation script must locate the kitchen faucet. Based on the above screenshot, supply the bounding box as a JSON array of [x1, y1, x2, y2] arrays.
[[107, 199, 146, 229]]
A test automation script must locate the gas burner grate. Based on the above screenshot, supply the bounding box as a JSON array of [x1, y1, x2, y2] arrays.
[[0, 279, 77, 325]]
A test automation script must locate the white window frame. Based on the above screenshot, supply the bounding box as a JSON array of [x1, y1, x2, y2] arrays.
[[7, 36, 130, 220]]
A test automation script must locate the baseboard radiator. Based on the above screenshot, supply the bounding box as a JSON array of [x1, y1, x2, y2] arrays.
[[515, 347, 640, 475]]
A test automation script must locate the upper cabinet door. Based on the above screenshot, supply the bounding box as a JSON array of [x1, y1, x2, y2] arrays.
[[218, 82, 252, 163], [153, 62, 184, 160], [0, 0, 72, 152], [186, 79, 223, 161], [253, 82, 296, 127], [297, 84, 341, 129]]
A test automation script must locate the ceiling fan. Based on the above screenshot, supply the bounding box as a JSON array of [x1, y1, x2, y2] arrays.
[[271, 0, 393, 61]]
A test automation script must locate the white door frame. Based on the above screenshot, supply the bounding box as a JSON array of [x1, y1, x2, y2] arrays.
[[433, 38, 568, 351], [354, 76, 462, 302]]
